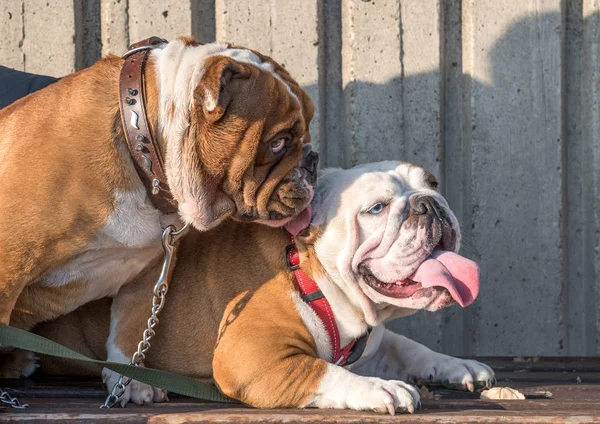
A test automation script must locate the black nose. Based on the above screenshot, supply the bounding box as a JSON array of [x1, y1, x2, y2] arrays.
[[302, 147, 319, 169], [409, 195, 437, 216], [301, 145, 319, 184]]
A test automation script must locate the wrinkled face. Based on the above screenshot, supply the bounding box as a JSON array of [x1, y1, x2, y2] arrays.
[[157, 39, 316, 231], [313, 161, 479, 323]]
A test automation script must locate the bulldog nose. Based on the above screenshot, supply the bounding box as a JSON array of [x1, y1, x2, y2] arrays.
[[409, 195, 437, 216], [301, 145, 319, 184], [304, 150, 319, 171]]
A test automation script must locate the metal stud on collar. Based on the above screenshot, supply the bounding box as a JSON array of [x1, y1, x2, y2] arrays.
[[152, 179, 160, 195]]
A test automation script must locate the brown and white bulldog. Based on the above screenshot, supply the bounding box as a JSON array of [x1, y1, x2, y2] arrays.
[[22, 161, 494, 414], [0, 36, 316, 332]]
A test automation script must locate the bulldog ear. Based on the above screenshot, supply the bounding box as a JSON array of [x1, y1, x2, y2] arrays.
[[295, 224, 320, 246], [195, 57, 250, 122]]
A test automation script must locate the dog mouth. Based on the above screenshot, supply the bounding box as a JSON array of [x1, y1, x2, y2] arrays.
[[359, 247, 480, 308], [362, 272, 424, 299]]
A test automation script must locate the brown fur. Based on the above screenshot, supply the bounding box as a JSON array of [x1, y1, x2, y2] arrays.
[[34, 224, 328, 408], [0, 57, 129, 326], [0, 38, 315, 330]]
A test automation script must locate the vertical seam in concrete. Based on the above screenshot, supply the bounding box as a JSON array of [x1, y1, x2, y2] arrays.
[[460, 0, 475, 355], [73, 0, 83, 71], [437, 0, 449, 353], [269, 0, 274, 56], [398, 0, 406, 159], [559, 0, 570, 356], [317, 0, 327, 166], [580, 0, 598, 355], [20, 0, 25, 70], [343, 0, 358, 166], [587, 0, 600, 356], [535, 0, 550, 146], [124, 0, 130, 48], [438, 0, 446, 194], [591, 0, 600, 356]]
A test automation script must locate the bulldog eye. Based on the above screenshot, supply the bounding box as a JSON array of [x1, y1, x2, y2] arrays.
[[367, 202, 385, 214], [270, 136, 289, 154]]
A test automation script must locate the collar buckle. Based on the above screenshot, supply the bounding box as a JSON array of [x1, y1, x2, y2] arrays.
[[285, 243, 300, 271]]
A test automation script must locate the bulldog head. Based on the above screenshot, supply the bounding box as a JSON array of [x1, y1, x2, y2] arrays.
[[153, 38, 316, 231], [303, 161, 479, 325]]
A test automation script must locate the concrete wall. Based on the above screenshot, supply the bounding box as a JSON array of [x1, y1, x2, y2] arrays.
[[1, 0, 599, 357]]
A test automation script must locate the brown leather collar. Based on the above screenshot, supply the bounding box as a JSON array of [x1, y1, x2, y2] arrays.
[[119, 37, 178, 214]]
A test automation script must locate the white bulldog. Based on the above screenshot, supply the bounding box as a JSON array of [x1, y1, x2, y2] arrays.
[[10, 160, 493, 414]]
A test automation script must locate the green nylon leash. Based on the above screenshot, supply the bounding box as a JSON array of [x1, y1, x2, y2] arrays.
[[0, 324, 234, 403]]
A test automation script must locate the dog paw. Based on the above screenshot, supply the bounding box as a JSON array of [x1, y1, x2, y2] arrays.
[[309, 370, 420, 415], [102, 367, 168, 406], [420, 357, 495, 392], [349, 377, 420, 415], [0, 349, 40, 378]]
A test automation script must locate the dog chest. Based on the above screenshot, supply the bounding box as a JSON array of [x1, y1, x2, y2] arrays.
[[38, 188, 169, 297]]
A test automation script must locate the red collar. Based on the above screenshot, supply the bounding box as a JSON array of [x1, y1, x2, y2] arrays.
[[286, 236, 370, 366]]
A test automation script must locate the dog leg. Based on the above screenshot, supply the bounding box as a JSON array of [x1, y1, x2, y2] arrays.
[[104, 270, 168, 406], [352, 328, 495, 391], [0, 350, 40, 378], [214, 345, 419, 415]]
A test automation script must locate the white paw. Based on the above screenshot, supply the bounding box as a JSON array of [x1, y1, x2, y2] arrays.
[[102, 367, 168, 406], [310, 368, 420, 416], [347, 377, 420, 415], [0, 350, 40, 378], [419, 357, 495, 392]]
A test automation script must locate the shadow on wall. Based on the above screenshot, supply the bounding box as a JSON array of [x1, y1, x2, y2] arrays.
[[304, 10, 598, 357]]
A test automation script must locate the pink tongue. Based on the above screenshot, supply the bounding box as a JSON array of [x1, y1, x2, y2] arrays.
[[284, 205, 312, 236], [409, 250, 480, 307]]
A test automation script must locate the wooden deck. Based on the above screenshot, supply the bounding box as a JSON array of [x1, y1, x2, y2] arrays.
[[1, 358, 599, 423]]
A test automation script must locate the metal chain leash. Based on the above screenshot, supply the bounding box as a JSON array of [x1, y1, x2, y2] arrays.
[[100, 222, 189, 409], [0, 387, 28, 409]]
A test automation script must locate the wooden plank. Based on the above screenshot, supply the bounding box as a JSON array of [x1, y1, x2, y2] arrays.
[[1, 378, 599, 423]]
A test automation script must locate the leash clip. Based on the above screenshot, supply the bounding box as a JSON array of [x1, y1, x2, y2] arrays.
[[101, 221, 189, 409]]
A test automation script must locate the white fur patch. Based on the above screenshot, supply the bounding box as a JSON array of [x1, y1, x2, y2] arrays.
[[152, 41, 230, 206], [39, 189, 164, 302], [291, 291, 332, 361], [304, 363, 419, 414]]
